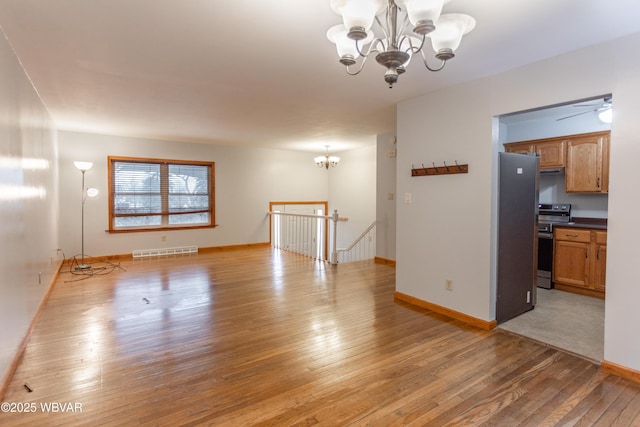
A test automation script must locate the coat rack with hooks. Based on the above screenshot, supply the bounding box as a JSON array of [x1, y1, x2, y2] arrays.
[[411, 161, 469, 177]]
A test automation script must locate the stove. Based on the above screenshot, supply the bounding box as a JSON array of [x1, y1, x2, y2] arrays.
[[537, 203, 571, 289], [538, 203, 572, 236]]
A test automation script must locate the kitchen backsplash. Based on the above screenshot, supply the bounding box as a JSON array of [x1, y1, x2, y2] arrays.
[[539, 174, 608, 218]]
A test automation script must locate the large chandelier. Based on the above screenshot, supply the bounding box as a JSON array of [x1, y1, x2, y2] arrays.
[[327, 0, 476, 88], [315, 146, 340, 169]]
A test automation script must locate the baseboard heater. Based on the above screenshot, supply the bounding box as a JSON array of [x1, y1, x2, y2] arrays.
[[132, 246, 198, 258]]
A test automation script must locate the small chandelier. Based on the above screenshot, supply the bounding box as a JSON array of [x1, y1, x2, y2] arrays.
[[315, 146, 340, 169], [327, 0, 476, 88]]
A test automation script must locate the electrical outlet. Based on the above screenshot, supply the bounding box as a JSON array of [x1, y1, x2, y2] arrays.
[[445, 279, 453, 291], [161, 235, 167, 242]]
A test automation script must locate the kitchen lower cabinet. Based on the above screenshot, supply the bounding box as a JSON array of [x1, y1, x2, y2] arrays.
[[553, 227, 606, 298], [593, 231, 607, 292]]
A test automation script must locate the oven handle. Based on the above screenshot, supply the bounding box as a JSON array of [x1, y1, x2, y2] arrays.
[[538, 232, 553, 239]]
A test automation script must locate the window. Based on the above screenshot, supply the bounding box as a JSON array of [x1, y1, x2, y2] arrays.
[[108, 156, 215, 232]]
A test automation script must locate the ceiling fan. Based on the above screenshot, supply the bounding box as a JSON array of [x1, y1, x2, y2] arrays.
[[556, 97, 612, 121]]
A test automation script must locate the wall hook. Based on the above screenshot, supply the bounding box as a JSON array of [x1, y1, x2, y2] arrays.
[[411, 161, 469, 177]]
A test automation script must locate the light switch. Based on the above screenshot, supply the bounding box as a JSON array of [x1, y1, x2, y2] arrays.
[[404, 193, 412, 204], [517, 167, 523, 175]]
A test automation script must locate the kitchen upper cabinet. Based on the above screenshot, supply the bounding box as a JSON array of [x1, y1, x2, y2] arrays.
[[504, 139, 564, 168], [504, 142, 534, 155], [565, 131, 610, 193], [553, 227, 607, 298], [504, 131, 610, 193], [536, 140, 565, 168]]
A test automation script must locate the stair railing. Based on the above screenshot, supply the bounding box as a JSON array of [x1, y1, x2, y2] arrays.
[[336, 221, 377, 263], [268, 209, 346, 264]]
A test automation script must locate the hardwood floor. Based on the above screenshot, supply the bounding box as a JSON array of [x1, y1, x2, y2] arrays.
[[1, 247, 639, 426]]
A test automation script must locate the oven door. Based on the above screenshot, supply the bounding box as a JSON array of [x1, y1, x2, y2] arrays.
[[537, 232, 553, 289]]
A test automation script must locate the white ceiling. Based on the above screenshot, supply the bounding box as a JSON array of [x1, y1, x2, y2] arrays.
[[0, 1, 639, 153]]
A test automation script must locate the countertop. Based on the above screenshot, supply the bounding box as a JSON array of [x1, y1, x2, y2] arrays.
[[554, 217, 607, 230]]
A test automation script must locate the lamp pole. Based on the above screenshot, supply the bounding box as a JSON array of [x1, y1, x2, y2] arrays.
[[78, 168, 89, 269], [74, 161, 93, 270]]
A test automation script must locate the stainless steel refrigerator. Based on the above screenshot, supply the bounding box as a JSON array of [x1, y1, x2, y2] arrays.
[[496, 152, 539, 324]]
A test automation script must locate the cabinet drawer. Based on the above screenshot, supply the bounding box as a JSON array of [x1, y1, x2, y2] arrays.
[[595, 231, 607, 244], [554, 228, 591, 243]]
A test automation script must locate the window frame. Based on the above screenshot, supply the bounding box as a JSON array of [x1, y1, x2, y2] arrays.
[[107, 155, 216, 233]]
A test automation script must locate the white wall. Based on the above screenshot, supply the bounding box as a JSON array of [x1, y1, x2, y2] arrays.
[[0, 33, 59, 383], [58, 131, 334, 256], [376, 131, 397, 261], [396, 32, 640, 372], [328, 142, 377, 249]]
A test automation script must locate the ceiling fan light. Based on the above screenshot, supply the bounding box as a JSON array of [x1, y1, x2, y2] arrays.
[[330, 0, 386, 34], [395, 0, 449, 35], [599, 108, 612, 124], [429, 13, 476, 53]]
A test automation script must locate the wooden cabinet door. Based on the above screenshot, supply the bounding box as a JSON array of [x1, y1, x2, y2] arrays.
[[566, 133, 609, 193], [593, 243, 607, 291], [553, 240, 589, 288], [593, 231, 607, 292], [536, 140, 565, 168], [504, 142, 533, 154]]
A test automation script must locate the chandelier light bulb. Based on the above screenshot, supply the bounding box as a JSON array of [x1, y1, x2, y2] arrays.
[[330, 0, 385, 38], [327, 24, 373, 65], [429, 13, 476, 56], [395, 0, 449, 35]]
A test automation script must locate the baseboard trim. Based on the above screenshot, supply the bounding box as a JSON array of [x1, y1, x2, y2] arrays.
[[554, 283, 604, 299], [394, 291, 497, 331], [601, 360, 640, 384], [374, 257, 396, 267], [62, 253, 133, 265], [199, 242, 271, 253], [0, 260, 64, 401], [61, 242, 273, 266]]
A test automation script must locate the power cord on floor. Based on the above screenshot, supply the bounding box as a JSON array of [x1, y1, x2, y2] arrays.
[[63, 253, 127, 282]]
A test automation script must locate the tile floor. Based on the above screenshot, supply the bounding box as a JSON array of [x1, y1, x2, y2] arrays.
[[498, 288, 605, 362]]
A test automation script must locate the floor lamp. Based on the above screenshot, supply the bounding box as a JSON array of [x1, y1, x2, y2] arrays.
[[74, 161, 97, 270]]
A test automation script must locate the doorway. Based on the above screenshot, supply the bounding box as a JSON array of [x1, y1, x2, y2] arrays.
[[493, 95, 611, 361]]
